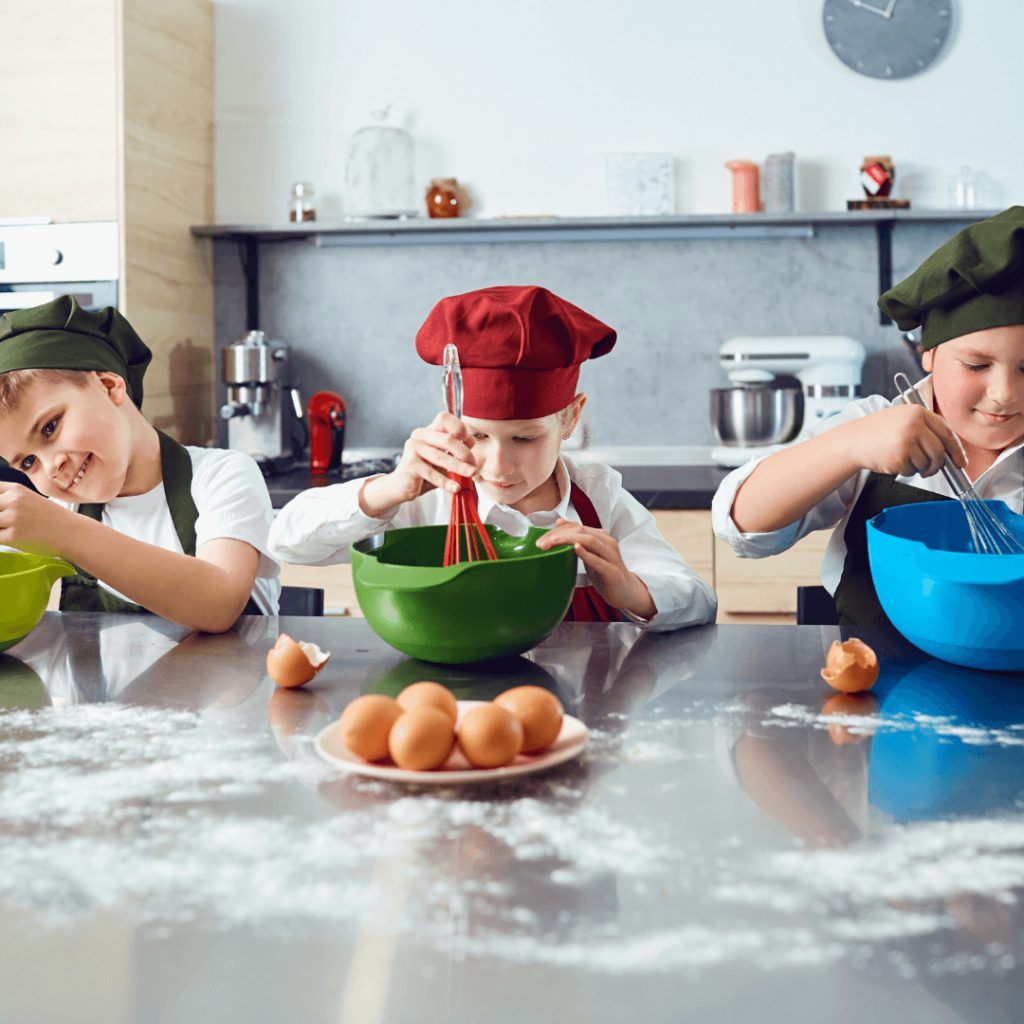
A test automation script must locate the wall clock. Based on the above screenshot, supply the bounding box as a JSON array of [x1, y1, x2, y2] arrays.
[[822, 0, 953, 79]]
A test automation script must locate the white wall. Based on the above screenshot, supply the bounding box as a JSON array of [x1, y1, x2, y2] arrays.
[[214, 0, 1023, 224]]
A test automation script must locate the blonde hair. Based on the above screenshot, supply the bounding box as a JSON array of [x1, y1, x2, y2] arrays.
[[0, 368, 91, 415]]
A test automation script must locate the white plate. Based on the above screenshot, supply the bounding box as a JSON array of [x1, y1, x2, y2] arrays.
[[314, 700, 588, 784]]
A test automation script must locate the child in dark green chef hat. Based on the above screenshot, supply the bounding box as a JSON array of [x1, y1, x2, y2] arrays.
[[0, 296, 281, 629], [713, 206, 1024, 628]]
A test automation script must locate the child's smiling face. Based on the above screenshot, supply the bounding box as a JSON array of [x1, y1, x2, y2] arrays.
[[463, 395, 585, 514], [0, 372, 137, 502], [923, 325, 1024, 454]]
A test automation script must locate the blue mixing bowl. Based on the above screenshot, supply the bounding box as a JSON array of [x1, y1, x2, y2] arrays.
[[867, 500, 1024, 671]]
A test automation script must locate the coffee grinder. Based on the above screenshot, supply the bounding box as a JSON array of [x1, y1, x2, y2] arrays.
[[221, 330, 304, 472]]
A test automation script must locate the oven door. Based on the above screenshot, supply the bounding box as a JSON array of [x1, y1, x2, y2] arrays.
[[0, 281, 118, 315]]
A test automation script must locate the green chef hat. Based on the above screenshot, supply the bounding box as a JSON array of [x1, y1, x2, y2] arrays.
[[0, 295, 152, 408], [878, 205, 1024, 351]]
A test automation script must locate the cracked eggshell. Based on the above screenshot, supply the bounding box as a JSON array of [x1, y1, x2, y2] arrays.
[[266, 633, 331, 689], [821, 638, 879, 693]]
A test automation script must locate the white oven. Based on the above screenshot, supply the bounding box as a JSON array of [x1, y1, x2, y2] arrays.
[[0, 221, 118, 314]]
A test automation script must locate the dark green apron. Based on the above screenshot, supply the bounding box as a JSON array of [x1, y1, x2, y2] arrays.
[[60, 429, 262, 616], [832, 472, 952, 628]]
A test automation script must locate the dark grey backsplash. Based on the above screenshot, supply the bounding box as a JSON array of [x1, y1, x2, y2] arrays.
[[213, 221, 962, 449]]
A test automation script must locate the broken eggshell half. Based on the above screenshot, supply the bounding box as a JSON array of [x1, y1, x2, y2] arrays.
[[820, 637, 879, 694], [266, 633, 331, 688]]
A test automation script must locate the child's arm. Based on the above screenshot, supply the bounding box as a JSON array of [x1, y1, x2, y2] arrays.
[[730, 403, 966, 534], [537, 518, 656, 619], [535, 467, 717, 629], [358, 411, 477, 518], [0, 483, 258, 632], [268, 411, 475, 565]]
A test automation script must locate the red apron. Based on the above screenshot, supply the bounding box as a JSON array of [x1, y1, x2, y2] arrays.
[[563, 482, 620, 623]]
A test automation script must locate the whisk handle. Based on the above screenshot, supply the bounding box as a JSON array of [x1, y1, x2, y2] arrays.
[[443, 344, 463, 419], [893, 372, 972, 498]]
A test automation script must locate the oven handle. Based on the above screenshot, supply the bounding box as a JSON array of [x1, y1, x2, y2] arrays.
[[0, 291, 58, 309]]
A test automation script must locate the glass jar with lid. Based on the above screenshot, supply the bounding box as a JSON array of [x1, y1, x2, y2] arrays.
[[289, 182, 316, 222]]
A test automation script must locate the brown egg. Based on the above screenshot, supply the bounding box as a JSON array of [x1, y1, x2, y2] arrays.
[[396, 681, 458, 722], [493, 686, 563, 753], [457, 703, 524, 769], [266, 633, 331, 688], [388, 706, 456, 771], [822, 692, 880, 745], [338, 694, 404, 761], [820, 638, 878, 693]]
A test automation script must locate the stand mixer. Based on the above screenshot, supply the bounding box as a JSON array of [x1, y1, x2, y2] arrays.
[[711, 336, 866, 467], [221, 331, 305, 473]]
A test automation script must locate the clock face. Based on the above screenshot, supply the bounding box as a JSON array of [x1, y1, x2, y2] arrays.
[[822, 0, 953, 79]]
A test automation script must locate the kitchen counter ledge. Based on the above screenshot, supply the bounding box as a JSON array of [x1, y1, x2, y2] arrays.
[[266, 450, 730, 511]]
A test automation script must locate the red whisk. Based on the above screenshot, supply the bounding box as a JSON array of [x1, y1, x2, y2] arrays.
[[443, 344, 498, 567]]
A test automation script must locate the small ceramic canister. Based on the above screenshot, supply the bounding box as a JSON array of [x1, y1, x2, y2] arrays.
[[726, 160, 761, 213]]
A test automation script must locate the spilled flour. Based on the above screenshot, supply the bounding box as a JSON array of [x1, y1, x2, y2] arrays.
[[1, 703, 1022, 979]]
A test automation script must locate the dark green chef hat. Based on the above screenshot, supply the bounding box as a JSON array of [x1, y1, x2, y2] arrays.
[[0, 295, 152, 408], [878, 205, 1024, 350]]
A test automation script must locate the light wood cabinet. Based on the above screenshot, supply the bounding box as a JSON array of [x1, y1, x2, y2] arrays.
[[278, 562, 361, 617], [651, 510, 714, 590], [0, 0, 215, 445], [713, 527, 833, 615], [657, 509, 830, 622]]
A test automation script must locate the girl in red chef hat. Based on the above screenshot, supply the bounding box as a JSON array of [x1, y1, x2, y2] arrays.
[[268, 286, 717, 629]]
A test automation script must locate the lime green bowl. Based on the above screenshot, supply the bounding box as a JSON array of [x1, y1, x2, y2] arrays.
[[0, 552, 76, 653], [350, 525, 576, 664]]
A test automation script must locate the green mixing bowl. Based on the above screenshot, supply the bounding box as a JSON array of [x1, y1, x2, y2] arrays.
[[350, 525, 576, 664], [0, 552, 76, 652]]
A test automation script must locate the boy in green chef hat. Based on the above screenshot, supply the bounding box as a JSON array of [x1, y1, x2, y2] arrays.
[[712, 205, 1024, 627], [0, 296, 281, 630]]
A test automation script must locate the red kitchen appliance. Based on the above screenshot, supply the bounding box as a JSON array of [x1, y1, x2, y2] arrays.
[[308, 391, 346, 476]]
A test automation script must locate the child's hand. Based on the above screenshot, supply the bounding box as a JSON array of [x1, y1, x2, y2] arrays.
[[359, 412, 477, 518], [0, 482, 73, 555], [847, 403, 967, 479], [536, 518, 656, 619]]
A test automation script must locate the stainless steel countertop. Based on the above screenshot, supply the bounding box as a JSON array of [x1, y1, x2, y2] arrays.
[[2, 615, 1020, 1023]]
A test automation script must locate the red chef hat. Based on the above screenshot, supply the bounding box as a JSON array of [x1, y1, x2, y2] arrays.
[[415, 286, 617, 419]]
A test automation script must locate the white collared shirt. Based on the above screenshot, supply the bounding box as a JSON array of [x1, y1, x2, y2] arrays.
[[268, 454, 717, 631], [711, 375, 1024, 595]]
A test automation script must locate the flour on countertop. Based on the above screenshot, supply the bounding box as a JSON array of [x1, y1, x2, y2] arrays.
[[2, 703, 1023, 979]]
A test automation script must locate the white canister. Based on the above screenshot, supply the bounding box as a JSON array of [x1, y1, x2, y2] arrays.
[[344, 124, 416, 218]]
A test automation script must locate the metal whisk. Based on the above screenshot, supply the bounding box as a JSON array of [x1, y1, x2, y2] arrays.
[[894, 373, 1024, 555], [442, 344, 498, 566]]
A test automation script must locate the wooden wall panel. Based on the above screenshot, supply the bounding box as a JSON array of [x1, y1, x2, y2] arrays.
[[122, 0, 215, 444], [0, 1, 119, 222]]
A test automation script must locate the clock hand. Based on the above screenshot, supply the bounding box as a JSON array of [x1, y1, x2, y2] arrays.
[[882, 0, 897, 18], [842, 0, 892, 16]]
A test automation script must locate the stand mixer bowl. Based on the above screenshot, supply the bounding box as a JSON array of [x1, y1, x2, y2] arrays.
[[710, 385, 804, 447]]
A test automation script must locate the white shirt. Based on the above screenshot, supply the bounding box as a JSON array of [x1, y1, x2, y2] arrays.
[[711, 375, 1024, 595], [268, 454, 717, 631], [55, 447, 281, 613]]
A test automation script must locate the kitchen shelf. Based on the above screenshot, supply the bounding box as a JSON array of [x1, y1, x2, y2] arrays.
[[193, 209, 998, 331]]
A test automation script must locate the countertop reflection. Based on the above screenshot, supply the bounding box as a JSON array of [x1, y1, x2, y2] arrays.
[[1, 614, 1022, 1024]]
